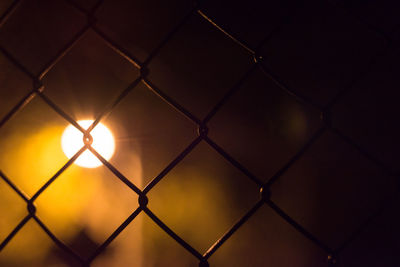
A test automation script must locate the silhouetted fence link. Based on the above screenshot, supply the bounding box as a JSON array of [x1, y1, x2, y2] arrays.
[[0, 0, 398, 266]]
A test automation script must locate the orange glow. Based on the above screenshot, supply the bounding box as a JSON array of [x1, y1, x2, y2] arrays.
[[61, 120, 115, 168]]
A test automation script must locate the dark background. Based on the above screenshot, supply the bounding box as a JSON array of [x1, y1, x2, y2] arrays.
[[1, 0, 400, 266]]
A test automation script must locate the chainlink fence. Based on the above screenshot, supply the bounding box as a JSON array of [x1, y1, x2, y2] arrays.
[[0, 0, 399, 266]]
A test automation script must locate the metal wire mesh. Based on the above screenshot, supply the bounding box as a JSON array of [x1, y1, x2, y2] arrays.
[[0, 0, 399, 266]]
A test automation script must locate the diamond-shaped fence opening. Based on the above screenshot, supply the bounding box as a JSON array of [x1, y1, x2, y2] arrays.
[[1, 0, 399, 266]]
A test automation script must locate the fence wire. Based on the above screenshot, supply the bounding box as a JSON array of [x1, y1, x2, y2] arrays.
[[0, 0, 399, 266]]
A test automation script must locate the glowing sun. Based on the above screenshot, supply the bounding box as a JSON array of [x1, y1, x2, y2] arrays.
[[61, 120, 115, 168]]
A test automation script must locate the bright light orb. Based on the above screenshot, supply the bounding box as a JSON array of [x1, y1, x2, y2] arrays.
[[61, 120, 115, 168]]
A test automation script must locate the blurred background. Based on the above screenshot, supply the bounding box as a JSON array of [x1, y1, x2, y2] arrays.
[[1, 0, 400, 266]]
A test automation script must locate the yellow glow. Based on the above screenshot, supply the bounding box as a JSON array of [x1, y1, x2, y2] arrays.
[[61, 120, 115, 168]]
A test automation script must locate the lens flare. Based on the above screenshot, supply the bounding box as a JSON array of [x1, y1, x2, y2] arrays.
[[61, 120, 115, 168]]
